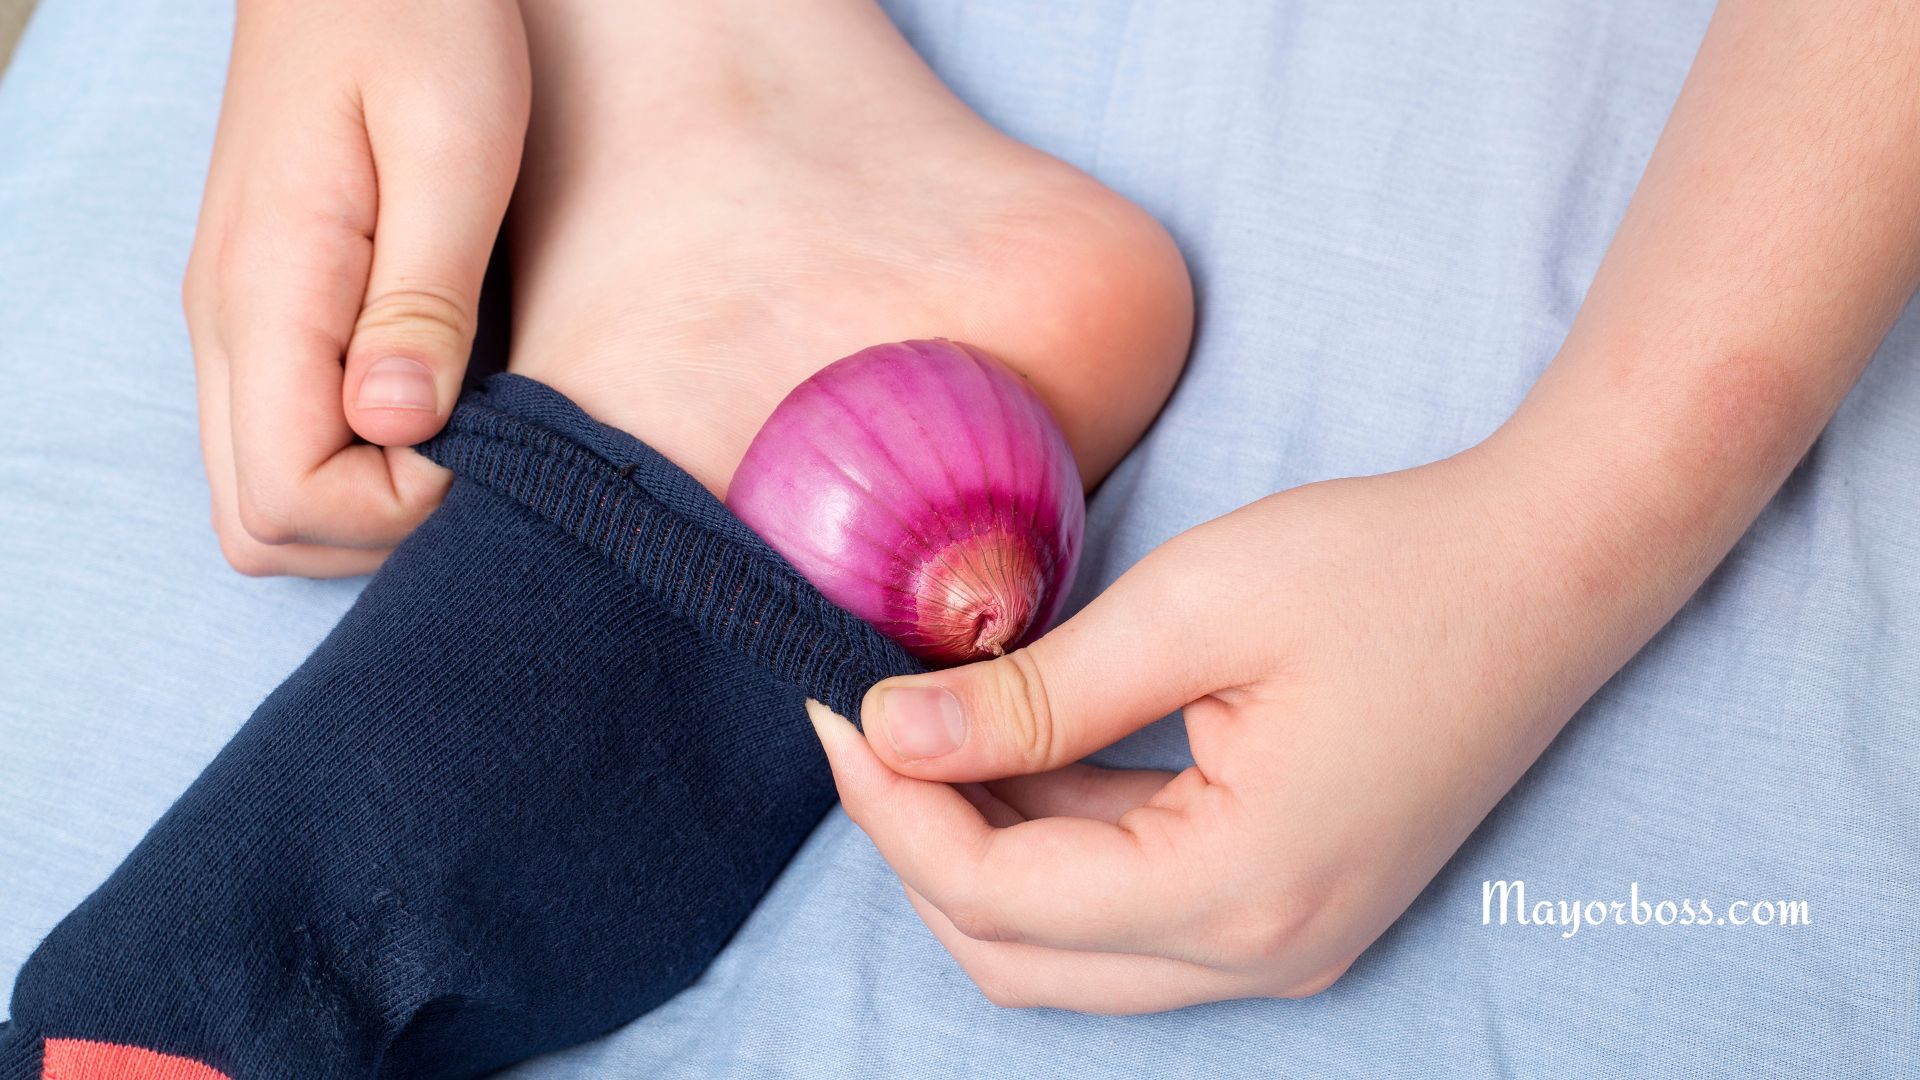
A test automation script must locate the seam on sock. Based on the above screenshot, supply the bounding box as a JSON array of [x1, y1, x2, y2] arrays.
[[418, 374, 924, 719]]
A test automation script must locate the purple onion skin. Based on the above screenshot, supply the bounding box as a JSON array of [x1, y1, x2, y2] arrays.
[[726, 339, 1085, 667]]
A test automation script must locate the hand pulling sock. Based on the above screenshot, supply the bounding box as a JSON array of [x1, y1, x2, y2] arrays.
[[0, 375, 923, 1079]]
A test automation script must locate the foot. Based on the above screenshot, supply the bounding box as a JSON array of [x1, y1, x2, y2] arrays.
[[509, 0, 1193, 496]]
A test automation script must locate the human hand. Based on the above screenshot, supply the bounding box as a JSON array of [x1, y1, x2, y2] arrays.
[[807, 0, 1920, 1014], [808, 433, 1696, 1013], [183, 0, 530, 575]]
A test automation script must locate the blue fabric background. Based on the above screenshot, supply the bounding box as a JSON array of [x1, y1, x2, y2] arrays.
[[2, 0, 1914, 1075]]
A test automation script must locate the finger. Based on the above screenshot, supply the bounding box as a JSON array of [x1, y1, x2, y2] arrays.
[[904, 886, 1263, 1014], [811, 700, 1218, 958], [984, 764, 1177, 825], [186, 152, 393, 577], [220, 112, 452, 550], [858, 537, 1230, 782], [956, 783, 1025, 828], [189, 313, 391, 578], [183, 87, 367, 576], [342, 85, 524, 447]]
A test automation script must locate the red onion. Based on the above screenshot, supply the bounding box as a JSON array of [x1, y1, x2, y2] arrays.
[[727, 339, 1085, 666]]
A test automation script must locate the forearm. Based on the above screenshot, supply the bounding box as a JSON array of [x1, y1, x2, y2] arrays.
[[1484, 0, 1920, 677]]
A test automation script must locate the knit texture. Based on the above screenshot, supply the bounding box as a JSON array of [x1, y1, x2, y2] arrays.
[[0, 375, 922, 1079]]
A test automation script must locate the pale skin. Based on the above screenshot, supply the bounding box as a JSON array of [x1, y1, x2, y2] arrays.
[[185, 0, 528, 576], [185, 0, 1187, 576], [815, 0, 1920, 1011], [188, 0, 1917, 1013]]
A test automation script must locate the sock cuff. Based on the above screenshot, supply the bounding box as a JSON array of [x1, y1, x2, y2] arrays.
[[418, 374, 922, 719]]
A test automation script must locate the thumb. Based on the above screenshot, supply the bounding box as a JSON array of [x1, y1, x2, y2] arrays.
[[860, 554, 1221, 782], [342, 119, 522, 447]]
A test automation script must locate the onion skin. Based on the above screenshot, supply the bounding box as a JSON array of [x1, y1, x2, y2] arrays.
[[726, 339, 1085, 666]]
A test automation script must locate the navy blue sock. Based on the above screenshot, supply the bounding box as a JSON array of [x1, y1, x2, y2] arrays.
[[0, 375, 920, 1079]]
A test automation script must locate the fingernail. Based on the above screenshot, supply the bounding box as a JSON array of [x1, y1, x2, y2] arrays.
[[357, 357, 437, 411], [881, 684, 965, 760], [804, 699, 844, 743]]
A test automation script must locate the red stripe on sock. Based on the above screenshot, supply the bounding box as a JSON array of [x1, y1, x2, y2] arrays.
[[41, 1039, 229, 1080]]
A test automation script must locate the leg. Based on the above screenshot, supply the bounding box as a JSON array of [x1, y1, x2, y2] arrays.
[[2, 0, 1191, 1075]]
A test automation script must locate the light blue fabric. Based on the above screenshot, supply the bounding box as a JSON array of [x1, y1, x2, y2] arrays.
[[3, 0, 1915, 1076]]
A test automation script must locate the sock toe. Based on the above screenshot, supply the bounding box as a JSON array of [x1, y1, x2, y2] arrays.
[[41, 1040, 227, 1080]]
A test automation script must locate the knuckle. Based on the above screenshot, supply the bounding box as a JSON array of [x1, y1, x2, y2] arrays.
[[1274, 959, 1353, 1000], [991, 649, 1058, 770], [1229, 883, 1323, 969], [1225, 920, 1292, 971], [234, 487, 300, 547], [180, 265, 200, 317], [216, 527, 278, 578], [354, 284, 475, 354], [181, 250, 220, 335]]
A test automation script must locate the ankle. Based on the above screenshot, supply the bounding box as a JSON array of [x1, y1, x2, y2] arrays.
[[522, 0, 956, 138]]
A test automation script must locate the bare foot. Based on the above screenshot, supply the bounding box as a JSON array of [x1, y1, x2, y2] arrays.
[[508, 0, 1193, 495]]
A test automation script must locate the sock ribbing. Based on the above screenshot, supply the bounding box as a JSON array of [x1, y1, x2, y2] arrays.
[[417, 374, 923, 720]]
